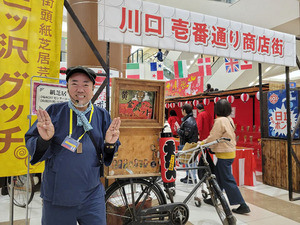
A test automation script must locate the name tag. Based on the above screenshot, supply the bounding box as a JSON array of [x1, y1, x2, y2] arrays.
[[61, 136, 80, 152]]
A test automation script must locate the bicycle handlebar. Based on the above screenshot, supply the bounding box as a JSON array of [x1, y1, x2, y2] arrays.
[[176, 137, 231, 155]]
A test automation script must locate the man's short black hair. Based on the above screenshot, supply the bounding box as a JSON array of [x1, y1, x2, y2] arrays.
[[182, 104, 193, 114], [196, 103, 204, 110], [214, 99, 232, 117]]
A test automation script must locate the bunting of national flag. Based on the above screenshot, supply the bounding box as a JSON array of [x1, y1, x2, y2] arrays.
[[126, 63, 143, 79], [174, 60, 187, 79], [240, 60, 253, 70], [197, 57, 212, 76], [225, 58, 239, 73], [150, 62, 164, 80]]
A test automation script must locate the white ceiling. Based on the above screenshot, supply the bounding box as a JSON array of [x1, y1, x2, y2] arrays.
[[145, 0, 299, 31], [142, 0, 300, 88]]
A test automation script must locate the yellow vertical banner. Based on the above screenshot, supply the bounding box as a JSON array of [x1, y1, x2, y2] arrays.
[[0, 0, 64, 176]]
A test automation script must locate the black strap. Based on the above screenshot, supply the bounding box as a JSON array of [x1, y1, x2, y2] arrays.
[[87, 131, 103, 166]]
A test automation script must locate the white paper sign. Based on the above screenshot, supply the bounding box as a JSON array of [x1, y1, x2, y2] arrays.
[[98, 0, 296, 67]]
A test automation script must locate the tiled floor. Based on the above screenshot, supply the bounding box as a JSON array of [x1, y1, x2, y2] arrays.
[[1, 171, 300, 225]]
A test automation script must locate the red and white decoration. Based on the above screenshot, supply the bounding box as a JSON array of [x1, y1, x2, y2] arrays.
[[240, 60, 253, 70], [203, 98, 210, 106], [240, 93, 250, 103], [197, 58, 212, 76], [169, 103, 176, 108], [185, 100, 191, 105], [212, 148, 256, 186], [165, 103, 169, 108], [255, 91, 260, 101], [227, 95, 235, 104], [193, 100, 199, 107], [214, 97, 221, 104], [177, 102, 183, 107]]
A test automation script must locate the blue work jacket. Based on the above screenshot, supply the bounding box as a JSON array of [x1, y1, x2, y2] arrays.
[[25, 102, 119, 206]]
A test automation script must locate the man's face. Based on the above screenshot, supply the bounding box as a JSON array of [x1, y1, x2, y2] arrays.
[[67, 73, 94, 110]]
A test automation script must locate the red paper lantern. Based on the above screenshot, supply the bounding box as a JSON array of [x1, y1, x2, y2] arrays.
[[227, 95, 235, 104], [165, 103, 169, 108], [185, 100, 191, 105], [193, 100, 199, 106], [203, 98, 210, 106], [241, 93, 249, 103], [169, 103, 176, 108], [177, 102, 183, 107], [214, 97, 221, 104], [256, 91, 260, 101]]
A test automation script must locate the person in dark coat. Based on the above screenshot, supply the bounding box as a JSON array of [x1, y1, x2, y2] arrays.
[[175, 104, 198, 183], [154, 49, 163, 62]]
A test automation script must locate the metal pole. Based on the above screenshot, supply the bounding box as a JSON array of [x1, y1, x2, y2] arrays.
[[9, 176, 14, 225], [25, 157, 30, 225], [285, 66, 293, 200], [258, 63, 264, 178], [105, 43, 110, 189], [258, 63, 263, 134], [106, 42, 110, 111]]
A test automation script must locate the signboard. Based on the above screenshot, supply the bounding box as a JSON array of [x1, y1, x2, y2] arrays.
[[32, 83, 69, 114], [0, 1, 64, 176], [98, 0, 296, 67], [268, 90, 299, 138]]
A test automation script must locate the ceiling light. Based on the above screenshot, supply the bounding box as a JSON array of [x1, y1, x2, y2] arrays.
[[264, 66, 272, 73]]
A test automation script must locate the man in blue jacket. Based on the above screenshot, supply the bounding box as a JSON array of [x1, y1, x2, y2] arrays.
[[25, 66, 121, 225], [154, 49, 163, 62]]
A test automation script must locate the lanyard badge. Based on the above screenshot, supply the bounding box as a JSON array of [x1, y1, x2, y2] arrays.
[[61, 136, 80, 152], [61, 105, 94, 153]]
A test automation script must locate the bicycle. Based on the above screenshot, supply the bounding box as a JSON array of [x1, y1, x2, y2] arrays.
[[105, 138, 236, 225], [6, 174, 35, 208]]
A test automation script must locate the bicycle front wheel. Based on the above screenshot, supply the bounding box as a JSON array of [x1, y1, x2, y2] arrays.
[[105, 178, 167, 225], [7, 175, 34, 208], [208, 177, 236, 225]]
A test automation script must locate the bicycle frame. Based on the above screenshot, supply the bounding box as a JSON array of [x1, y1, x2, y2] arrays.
[[106, 138, 233, 225]]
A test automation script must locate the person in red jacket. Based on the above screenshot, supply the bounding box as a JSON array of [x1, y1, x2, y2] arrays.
[[168, 110, 181, 137], [196, 104, 213, 141]]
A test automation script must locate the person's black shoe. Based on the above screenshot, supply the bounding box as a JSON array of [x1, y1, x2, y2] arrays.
[[180, 176, 188, 183], [232, 203, 251, 214], [203, 198, 214, 206], [1, 187, 8, 196]]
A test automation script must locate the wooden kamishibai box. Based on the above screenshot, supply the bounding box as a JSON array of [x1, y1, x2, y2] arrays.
[[262, 138, 300, 193], [105, 78, 165, 179]]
